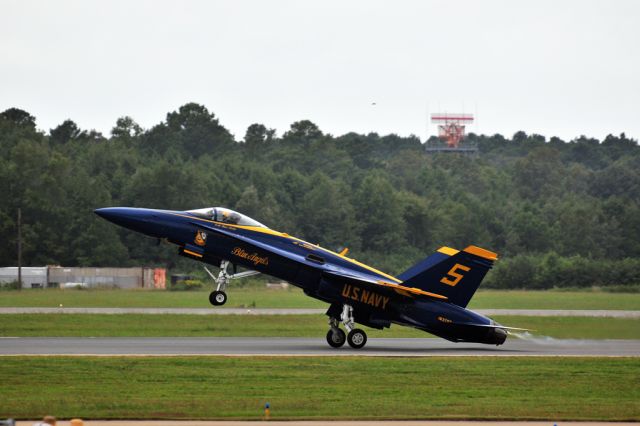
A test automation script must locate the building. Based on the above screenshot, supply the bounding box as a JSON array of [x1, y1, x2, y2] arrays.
[[0, 266, 166, 289], [0, 267, 48, 288]]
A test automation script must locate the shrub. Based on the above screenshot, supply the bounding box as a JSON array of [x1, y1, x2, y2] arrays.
[[0, 280, 21, 290], [483, 254, 640, 289], [169, 279, 204, 291]]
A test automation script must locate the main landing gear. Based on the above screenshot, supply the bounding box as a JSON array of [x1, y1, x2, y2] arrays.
[[326, 304, 368, 349]]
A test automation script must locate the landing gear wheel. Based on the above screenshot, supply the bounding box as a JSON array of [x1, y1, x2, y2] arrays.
[[347, 328, 367, 349], [326, 328, 346, 348], [209, 290, 227, 306]]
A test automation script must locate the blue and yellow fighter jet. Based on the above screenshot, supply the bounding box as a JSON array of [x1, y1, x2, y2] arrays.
[[96, 206, 521, 349]]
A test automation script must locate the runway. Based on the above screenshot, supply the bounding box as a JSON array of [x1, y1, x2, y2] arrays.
[[14, 422, 640, 426], [1, 307, 638, 317], [1, 337, 638, 356]]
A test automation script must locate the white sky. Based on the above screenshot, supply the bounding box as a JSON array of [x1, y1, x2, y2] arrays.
[[1, 0, 639, 141]]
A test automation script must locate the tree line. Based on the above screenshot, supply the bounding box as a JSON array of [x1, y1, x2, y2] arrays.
[[1, 103, 639, 289]]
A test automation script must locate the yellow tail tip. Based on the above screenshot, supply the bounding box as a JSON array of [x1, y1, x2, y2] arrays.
[[463, 245, 498, 261]]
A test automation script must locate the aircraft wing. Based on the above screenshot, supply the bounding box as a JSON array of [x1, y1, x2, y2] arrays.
[[322, 269, 448, 301]]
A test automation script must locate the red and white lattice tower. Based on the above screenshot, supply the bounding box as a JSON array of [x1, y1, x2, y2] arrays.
[[431, 113, 474, 148]]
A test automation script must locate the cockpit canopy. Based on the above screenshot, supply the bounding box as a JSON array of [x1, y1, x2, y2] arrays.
[[186, 207, 267, 228]]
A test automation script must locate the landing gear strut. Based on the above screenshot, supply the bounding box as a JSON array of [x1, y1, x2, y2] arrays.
[[326, 304, 367, 349]]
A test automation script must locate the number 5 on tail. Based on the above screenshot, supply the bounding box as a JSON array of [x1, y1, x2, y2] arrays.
[[440, 263, 470, 287]]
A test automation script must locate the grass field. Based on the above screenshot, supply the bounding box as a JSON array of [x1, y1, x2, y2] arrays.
[[0, 356, 637, 420], [1, 314, 638, 339], [1, 288, 640, 309]]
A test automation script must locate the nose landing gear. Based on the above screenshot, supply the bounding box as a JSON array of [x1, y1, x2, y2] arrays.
[[205, 261, 262, 307], [206, 261, 231, 306], [326, 304, 368, 349]]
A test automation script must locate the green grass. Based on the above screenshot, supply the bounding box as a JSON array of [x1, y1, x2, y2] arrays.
[[0, 356, 637, 420], [1, 314, 638, 339], [468, 290, 640, 310], [0, 287, 325, 308], [2, 288, 640, 309], [492, 316, 640, 340]]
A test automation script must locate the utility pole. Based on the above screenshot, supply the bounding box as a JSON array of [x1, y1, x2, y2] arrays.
[[17, 207, 22, 290]]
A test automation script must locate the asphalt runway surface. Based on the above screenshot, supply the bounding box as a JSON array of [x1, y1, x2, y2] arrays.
[[1, 307, 638, 317], [14, 422, 640, 426], [1, 337, 638, 356]]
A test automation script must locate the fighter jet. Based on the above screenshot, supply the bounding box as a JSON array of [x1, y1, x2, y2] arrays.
[[95, 206, 523, 349]]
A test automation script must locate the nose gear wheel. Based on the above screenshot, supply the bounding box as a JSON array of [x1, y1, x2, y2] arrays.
[[209, 290, 227, 306]]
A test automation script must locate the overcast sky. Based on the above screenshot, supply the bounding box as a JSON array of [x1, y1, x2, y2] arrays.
[[1, 0, 639, 142]]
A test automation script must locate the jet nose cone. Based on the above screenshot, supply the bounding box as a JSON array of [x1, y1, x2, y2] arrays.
[[95, 207, 168, 238], [94, 207, 125, 223], [94, 207, 143, 229]]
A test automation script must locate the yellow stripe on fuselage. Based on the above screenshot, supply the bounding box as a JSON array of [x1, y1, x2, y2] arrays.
[[311, 243, 402, 283], [183, 249, 202, 258], [376, 280, 448, 300], [171, 212, 402, 283]]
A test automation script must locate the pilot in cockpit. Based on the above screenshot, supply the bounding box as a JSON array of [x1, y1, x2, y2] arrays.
[[220, 209, 241, 225], [187, 207, 267, 228]]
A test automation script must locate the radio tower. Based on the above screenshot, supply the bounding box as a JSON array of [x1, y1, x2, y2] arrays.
[[426, 113, 477, 154]]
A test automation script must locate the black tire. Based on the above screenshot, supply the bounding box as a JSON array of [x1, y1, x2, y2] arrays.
[[326, 328, 346, 348], [209, 290, 227, 306], [347, 328, 367, 349]]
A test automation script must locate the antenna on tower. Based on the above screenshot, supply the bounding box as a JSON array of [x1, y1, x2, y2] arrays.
[[425, 112, 478, 155]]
